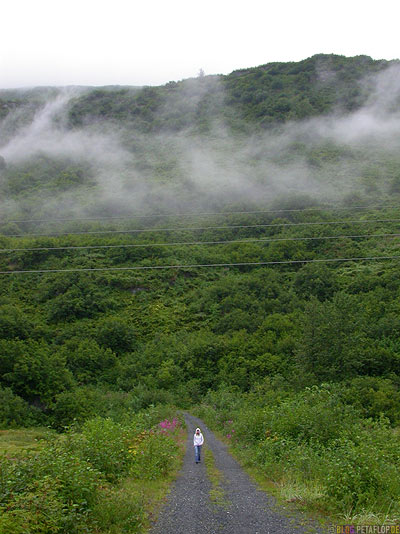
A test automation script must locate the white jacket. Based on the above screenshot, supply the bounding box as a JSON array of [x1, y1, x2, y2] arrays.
[[193, 428, 204, 446]]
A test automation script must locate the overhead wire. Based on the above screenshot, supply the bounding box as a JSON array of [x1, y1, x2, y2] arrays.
[[4, 218, 400, 238], [0, 232, 400, 254], [0, 204, 397, 225], [1, 209, 399, 274], [1, 255, 400, 275]]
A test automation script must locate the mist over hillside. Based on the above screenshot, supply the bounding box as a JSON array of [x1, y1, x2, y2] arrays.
[[1, 53, 400, 222], [2, 55, 400, 528]]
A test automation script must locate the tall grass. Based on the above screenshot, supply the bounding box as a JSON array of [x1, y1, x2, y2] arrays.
[[196, 385, 400, 524], [0, 405, 185, 534]]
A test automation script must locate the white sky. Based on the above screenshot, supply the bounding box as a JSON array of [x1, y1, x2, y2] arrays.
[[1, 0, 399, 89]]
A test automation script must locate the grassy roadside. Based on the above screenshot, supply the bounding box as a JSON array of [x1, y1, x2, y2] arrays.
[[203, 445, 230, 509], [142, 424, 187, 531], [192, 407, 333, 530], [193, 388, 400, 528], [0, 408, 187, 534], [221, 441, 330, 529], [0, 428, 56, 456], [92, 424, 187, 533]]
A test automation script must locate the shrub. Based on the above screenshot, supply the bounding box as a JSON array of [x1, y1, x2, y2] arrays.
[[91, 483, 146, 533], [338, 376, 400, 425], [0, 339, 75, 404], [63, 417, 135, 482], [95, 317, 135, 354], [0, 478, 65, 534], [60, 338, 118, 384], [0, 387, 39, 428], [129, 429, 179, 480], [0, 442, 103, 534], [265, 386, 356, 446], [0, 401, 183, 533], [325, 429, 400, 511], [50, 387, 107, 428], [197, 386, 400, 520]]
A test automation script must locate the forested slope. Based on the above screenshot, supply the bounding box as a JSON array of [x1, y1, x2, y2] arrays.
[[1, 53, 400, 525], [1, 203, 400, 425]]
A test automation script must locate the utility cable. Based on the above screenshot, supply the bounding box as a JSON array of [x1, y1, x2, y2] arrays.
[[4, 218, 400, 238], [0, 204, 396, 225], [1, 255, 399, 275], [0, 232, 399, 254]]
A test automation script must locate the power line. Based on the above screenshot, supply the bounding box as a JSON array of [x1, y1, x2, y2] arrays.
[[1, 255, 399, 275], [1, 233, 400, 254], [0, 204, 396, 225], [4, 218, 400, 238]]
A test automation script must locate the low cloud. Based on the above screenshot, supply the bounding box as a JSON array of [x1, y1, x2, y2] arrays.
[[1, 63, 400, 220]]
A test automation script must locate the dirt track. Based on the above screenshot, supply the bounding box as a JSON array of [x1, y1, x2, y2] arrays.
[[150, 413, 327, 534]]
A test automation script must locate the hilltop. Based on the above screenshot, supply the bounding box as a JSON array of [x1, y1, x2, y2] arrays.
[[1, 53, 400, 222], [1, 54, 395, 131]]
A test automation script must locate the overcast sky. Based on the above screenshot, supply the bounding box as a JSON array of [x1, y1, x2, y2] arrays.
[[1, 0, 399, 89]]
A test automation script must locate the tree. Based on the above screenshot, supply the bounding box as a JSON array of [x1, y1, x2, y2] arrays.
[[0, 305, 32, 340], [0, 339, 74, 403], [296, 293, 367, 381], [294, 264, 337, 301], [95, 317, 135, 354], [60, 338, 118, 384]]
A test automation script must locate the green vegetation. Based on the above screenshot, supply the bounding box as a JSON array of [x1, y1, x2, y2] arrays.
[[0, 406, 184, 534], [196, 385, 400, 524], [1, 53, 400, 528], [204, 447, 230, 509], [1, 204, 400, 525], [62, 54, 393, 132], [2, 54, 400, 224], [0, 428, 55, 455]]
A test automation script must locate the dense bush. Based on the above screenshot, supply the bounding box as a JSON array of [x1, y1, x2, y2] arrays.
[[197, 385, 400, 521], [0, 407, 183, 534], [63, 417, 136, 482], [337, 376, 400, 425], [49, 387, 143, 429], [0, 339, 74, 403], [2, 54, 400, 528], [0, 442, 103, 534], [0, 387, 40, 428]]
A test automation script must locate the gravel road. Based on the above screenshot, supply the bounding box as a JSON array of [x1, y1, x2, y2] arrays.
[[150, 413, 328, 534]]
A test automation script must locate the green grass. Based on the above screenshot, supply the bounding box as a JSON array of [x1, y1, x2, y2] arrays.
[[92, 476, 183, 533], [141, 426, 187, 530], [0, 415, 187, 534], [0, 427, 55, 456], [92, 423, 188, 534], [203, 445, 231, 509]]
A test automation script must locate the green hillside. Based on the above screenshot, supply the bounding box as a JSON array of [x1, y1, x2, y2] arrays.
[[2, 53, 400, 222], [65, 54, 394, 130], [0, 53, 396, 135], [1, 54, 400, 527]]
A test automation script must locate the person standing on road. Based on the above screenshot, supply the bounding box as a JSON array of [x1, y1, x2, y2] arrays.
[[193, 427, 204, 463]]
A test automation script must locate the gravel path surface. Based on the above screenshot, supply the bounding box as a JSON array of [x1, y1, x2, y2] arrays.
[[150, 413, 328, 534]]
